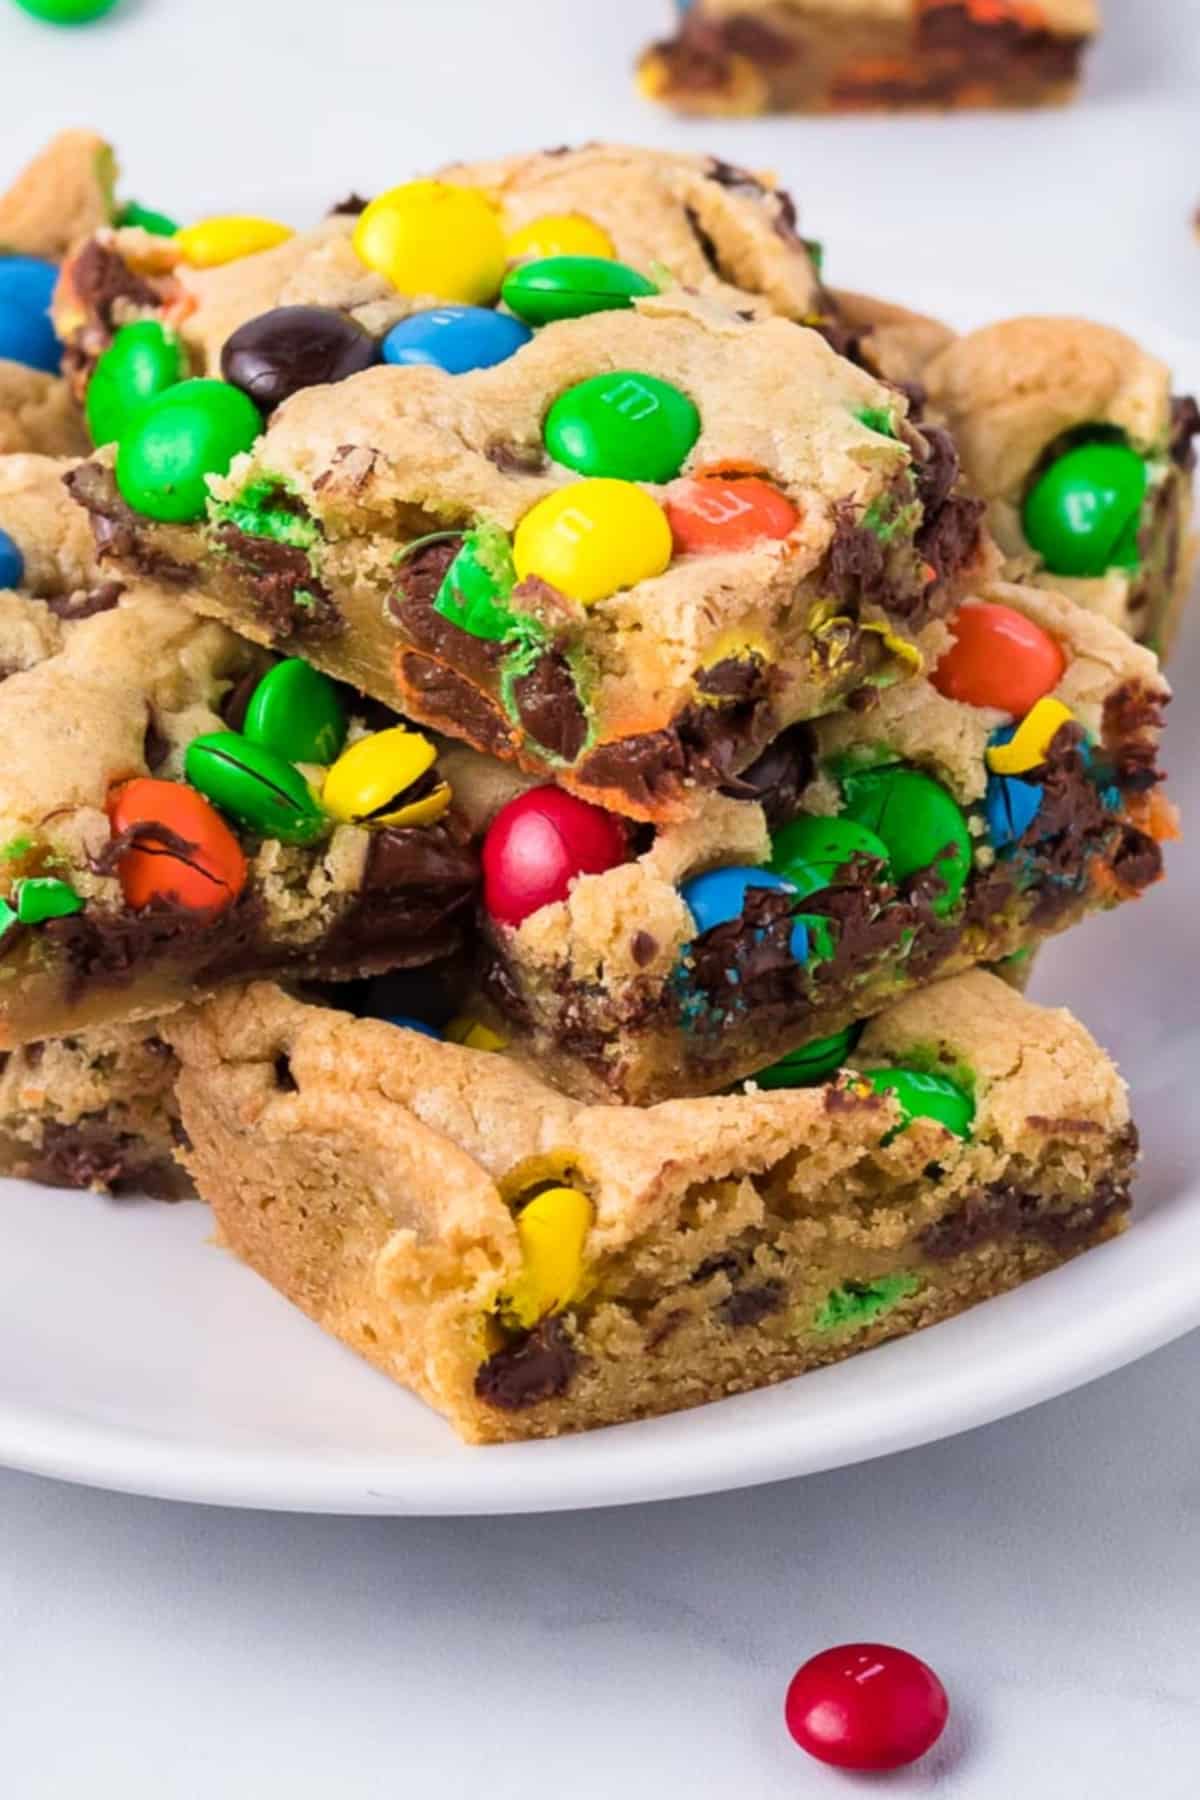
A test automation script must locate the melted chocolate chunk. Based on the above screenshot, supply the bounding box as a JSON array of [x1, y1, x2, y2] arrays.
[[916, 492, 985, 592], [398, 651, 516, 758], [916, 3, 1087, 84], [388, 540, 509, 689], [578, 660, 774, 812], [474, 1316, 578, 1411], [921, 1171, 1130, 1260], [826, 503, 892, 612], [44, 580, 125, 621], [45, 890, 269, 1000], [512, 649, 588, 763], [63, 462, 196, 585], [1102, 680, 1168, 790], [142, 712, 170, 772], [219, 668, 262, 733], [684, 203, 722, 275], [1169, 395, 1200, 472], [213, 524, 342, 644], [719, 1280, 786, 1328], [912, 426, 960, 516], [68, 240, 160, 334], [720, 16, 797, 65], [29, 1118, 172, 1195], [328, 193, 372, 216], [719, 724, 815, 830]]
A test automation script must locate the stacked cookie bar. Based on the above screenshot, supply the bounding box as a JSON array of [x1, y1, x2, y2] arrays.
[[0, 132, 1187, 1441], [637, 1, 1100, 117]]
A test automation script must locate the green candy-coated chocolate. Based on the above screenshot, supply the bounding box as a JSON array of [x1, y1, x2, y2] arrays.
[[752, 1023, 859, 1089], [769, 814, 891, 898], [840, 765, 971, 917], [863, 1066, 975, 1139], [115, 379, 263, 523], [1022, 440, 1149, 578], [116, 201, 180, 237], [501, 256, 656, 327], [243, 660, 347, 765], [184, 731, 325, 844], [433, 524, 519, 641], [15, 877, 83, 923], [0, 898, 15, 938], [543, 370, 700, 484], [13, 0, 116, 21], [855, 406, 896, 438], [815, 1272, 920, 1333], [85, 320, 184, 447]]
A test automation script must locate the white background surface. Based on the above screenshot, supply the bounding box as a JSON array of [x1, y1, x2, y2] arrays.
[[2, 0, 1200, 1791]]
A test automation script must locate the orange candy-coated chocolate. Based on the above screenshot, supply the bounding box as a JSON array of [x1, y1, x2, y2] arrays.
[[107, 778, 248, 912], [931, 602, 1066, 717], [665, 474, 799, 554]]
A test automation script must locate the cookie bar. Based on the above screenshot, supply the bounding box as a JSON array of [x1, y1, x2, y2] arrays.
[[168, 971, 1134, 1443], [469, 579, 1172, 1104], [52, 144, 829, 393], [0, 1023, 188, 1197], [0, 565, 478, 1046], [637, 1, 1098, 116], [0, 130, 116, 262], [0, 364, 88, 459], [923, 317, 1199, 654], [69, 293, 988, 822]]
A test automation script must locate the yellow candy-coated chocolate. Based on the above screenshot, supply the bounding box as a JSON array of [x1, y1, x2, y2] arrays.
[[352, 180, 506, 304], [174, 216, 294, 268], [322, 726, 450, 828], [513, 478, 672, 606], [445, 1015, 508, 1053], [501, 1185, 592, 1330], [504, 213, 615, 263], [986, 696, 1075, 775]]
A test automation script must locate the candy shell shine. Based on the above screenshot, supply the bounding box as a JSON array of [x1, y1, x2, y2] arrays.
[[353, 181, 506, 304], [512, 478, 672, 606], [482, 787, 627, 927]]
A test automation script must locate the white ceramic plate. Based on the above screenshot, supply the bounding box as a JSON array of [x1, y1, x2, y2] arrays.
[[0, 304, 1196, 1517]]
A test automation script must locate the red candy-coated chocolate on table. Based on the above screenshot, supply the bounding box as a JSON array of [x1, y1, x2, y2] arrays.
[[107, 778, 248, 912], [784, 1642, 950, 1771], [931, 600, 1065, 716], [482, 786, 628, 927], [665, 472, 799, 554]]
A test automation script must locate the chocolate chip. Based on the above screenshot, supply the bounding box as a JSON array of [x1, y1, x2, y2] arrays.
[[474, 1317, 578, 1411], [719, 1280, 785, 1328], [44, 579, 125, 621], [142, 711, 170, 772], [328, 193, 372, 216], [631, 930, 658, 967], [718, 723, 815, 830]]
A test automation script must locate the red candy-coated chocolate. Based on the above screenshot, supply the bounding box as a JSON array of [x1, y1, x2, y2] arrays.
[[931, 601, 1065, 716], [665, 474, 799, 554], [784, 1642, 949, 1771], [108, 778, 248, 913], [482, 786, 627, 927]]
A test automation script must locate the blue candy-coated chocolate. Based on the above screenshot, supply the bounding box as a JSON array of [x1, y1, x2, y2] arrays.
[[986, 772, 1044, 849], [680, 865, 808, 964], [985, 723, 1045, 849], [0, 528, 23, 590], [381, 306, 532, 375], [384, 1015, 442, 1039], [0, 255, 61, 372]]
